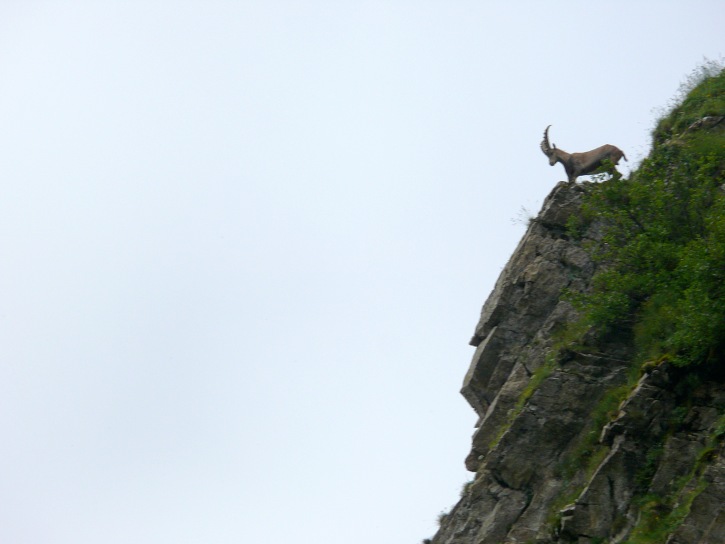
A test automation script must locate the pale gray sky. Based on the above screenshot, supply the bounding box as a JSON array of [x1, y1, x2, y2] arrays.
[[0, 2, 722, 543]]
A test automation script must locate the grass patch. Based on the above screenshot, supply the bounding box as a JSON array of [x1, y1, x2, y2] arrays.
[[653, 60, 725, 144]]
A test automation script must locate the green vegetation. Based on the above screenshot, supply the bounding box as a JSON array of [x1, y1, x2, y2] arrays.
[[653, 59, 725, 144], [567, 66, 725, 370]]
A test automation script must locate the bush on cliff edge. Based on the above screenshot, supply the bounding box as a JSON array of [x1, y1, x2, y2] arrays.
[[569, 66, 725, 368]]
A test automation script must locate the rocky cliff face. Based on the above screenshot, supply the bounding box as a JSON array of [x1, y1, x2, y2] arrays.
[[429, 181, 725, 543]]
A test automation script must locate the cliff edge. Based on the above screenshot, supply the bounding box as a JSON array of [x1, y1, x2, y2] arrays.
[[427, 68, 725, 543]]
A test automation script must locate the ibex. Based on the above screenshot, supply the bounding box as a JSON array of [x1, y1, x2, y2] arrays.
[[540, 125, 627, 183]]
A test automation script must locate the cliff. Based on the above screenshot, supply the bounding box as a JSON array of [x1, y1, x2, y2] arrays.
[[427, 68, 725, 544]]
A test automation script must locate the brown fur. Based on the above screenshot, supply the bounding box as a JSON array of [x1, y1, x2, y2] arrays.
[[540, 125, 627, 183]]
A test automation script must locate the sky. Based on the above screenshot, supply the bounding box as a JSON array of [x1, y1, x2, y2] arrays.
[[0, 2, 722, 543]]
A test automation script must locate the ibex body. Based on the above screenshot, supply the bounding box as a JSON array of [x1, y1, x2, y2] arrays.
[[540, 125, 627, 183]]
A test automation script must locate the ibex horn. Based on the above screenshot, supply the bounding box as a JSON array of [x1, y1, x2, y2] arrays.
[[541, 125, 552, 155]]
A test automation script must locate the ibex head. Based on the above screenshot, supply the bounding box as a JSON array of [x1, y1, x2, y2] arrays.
[[540, 125, 558, 166]]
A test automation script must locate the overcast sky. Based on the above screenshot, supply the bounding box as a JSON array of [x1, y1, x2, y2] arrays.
[[0, 2, 722, 543]]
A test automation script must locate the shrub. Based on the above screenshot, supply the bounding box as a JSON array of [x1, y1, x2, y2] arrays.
[[570, 67, 725, 368]]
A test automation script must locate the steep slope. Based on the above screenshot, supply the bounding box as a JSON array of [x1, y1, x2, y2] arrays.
[[427, 68, 725, 544]]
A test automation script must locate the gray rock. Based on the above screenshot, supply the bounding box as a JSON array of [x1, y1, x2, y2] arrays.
[[428, 181, 725, 544]]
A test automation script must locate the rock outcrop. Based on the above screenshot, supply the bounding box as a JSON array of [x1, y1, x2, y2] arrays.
[[428, 181, 725, 544]]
